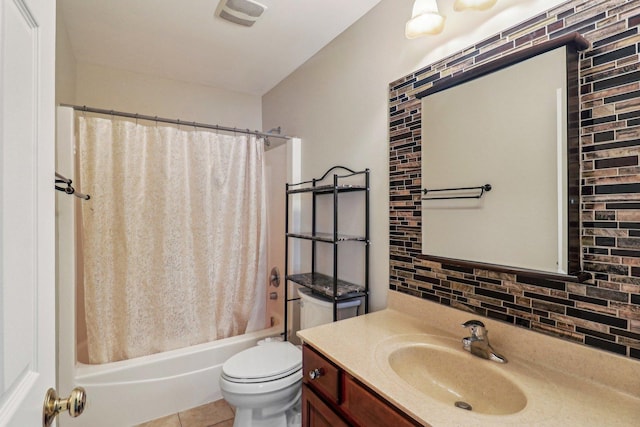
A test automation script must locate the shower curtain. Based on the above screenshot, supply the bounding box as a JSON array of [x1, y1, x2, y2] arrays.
[[78, 115, 267, 364]]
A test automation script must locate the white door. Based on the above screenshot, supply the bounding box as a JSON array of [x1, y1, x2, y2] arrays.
[[0, 0, 57, 425]]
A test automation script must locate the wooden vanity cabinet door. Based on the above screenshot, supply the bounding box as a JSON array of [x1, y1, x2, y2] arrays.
[[302, 344, 421, 427], [302, 345, 341, 404], [302, 384, 349, 427], [342, 375, 421, 427]]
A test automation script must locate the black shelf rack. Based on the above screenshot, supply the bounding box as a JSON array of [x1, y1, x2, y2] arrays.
[[284, 166, 370, 341]]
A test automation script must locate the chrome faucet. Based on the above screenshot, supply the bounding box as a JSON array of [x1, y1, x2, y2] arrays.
[[461, 320, 507, 363]]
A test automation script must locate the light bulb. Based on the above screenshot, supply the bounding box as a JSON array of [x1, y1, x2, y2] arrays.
[[405, 0, 446, 38]]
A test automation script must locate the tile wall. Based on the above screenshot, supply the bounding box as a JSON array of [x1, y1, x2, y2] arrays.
[[388, 0, 640, 360]]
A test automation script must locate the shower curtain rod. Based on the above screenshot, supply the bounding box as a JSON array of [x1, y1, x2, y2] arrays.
[[59, 104, 292, 141]]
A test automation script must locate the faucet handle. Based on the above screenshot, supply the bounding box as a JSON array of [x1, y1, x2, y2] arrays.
[[462, 319, 485, 328], [461, 319, 486, 339]]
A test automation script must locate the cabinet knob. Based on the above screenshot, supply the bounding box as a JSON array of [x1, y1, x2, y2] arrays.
[[309, 368, 324, 380]]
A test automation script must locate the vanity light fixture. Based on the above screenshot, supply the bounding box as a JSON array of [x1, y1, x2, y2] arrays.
[[405, 0, 446, 38], [406, 0, 498, 39], [454, 0, 498, 11]]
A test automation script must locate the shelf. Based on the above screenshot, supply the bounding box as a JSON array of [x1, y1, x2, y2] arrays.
[[287, 273, 366, 300], [287, 184, 367, 195], [284, 166, 369, 338], [287, 232, 367, 243]]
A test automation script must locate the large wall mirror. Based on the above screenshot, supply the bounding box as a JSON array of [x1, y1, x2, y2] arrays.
[[418, 34, 588, 280]]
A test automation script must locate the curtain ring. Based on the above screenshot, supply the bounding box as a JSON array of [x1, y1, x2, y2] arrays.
[[135, 113, 139, 126], [192, 121, 197, 131], [177, 119, 181, 130]]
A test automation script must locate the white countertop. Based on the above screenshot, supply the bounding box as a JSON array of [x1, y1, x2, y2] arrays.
[[297, 291, 640, 426]]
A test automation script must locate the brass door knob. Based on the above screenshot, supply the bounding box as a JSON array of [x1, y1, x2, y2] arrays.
[[43, 387, 86, 427]]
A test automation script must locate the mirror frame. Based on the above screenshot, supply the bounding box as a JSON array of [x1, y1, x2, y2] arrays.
[[415, 33, 590, 283]]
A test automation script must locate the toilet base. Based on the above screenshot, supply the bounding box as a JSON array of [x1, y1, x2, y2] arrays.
[[232, 393, 301, 427]]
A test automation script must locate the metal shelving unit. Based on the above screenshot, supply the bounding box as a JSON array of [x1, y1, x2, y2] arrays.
[[283, 166, 369, 341]]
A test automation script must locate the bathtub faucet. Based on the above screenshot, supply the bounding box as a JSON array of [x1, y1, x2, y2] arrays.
[[461, 319, 507, 363]]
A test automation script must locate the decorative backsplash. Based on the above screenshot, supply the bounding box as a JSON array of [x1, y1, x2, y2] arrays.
[[388, 0, 640, 360]]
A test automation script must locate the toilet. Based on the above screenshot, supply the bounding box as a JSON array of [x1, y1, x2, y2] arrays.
[[220, 288, 360, 426], [219, 340, 302, 427]]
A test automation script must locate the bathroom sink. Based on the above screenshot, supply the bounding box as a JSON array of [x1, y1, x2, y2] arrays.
[[381, 337, 527, 415]]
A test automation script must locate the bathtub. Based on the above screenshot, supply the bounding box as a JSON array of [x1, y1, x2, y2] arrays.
[[63, 324, 282, 427]]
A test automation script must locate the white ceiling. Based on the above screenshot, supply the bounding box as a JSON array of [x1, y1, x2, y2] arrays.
[[59, 0, 383, 96]]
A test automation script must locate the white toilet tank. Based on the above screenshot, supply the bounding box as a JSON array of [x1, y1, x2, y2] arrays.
[[298, 287, 361, 329]]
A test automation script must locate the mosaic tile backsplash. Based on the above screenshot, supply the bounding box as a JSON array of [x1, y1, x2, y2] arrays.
[[389, 0, 640, 360]]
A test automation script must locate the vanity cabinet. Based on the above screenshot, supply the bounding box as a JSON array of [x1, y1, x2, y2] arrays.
[[284, 166, 369, 340], [302, 344, 420, 427], [302, 384, 349, 427]]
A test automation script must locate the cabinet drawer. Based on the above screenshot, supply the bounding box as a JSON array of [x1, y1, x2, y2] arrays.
[[302, 384, 349, 427], [343, 375, 420, 427], [302, 345, 340, 404]]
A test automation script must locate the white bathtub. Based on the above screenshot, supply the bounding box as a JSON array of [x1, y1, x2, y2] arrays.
[[63, 325, 282, 427]]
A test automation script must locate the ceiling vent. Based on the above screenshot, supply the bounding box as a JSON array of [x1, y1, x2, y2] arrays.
[[215, 0, 267, 27]]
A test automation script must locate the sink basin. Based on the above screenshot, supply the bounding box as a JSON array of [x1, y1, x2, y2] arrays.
[[385, 340, 527, 415]]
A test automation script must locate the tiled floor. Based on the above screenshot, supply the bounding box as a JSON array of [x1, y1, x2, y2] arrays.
[[135, 399, 234, 427]]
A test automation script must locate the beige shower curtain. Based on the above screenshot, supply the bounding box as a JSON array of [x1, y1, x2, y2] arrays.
[[78, 115, 267, 364]]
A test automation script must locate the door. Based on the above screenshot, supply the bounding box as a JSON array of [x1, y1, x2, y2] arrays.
[[0, 0, 56, 425]]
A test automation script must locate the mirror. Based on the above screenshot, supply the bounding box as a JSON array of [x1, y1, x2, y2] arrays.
[[418, 34, 587, 279]]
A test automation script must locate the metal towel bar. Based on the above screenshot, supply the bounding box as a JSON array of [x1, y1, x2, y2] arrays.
[[55, 172, 91, 200], [422, 184, 491, 200]]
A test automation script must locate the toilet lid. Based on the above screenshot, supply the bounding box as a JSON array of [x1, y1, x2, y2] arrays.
[[222, 341, 302, 383]]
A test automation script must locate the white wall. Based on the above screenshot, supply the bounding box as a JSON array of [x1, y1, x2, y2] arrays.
[[262, 0, 567, 311], [74, 62, 263, 130], [55, 5, 77, 105], [265, 143, 288, 326]]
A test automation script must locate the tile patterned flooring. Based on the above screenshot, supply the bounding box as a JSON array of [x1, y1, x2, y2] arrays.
[[135, 399, 234, 427]]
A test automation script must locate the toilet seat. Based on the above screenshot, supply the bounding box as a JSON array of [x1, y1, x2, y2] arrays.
[[220, 368, 302, 395], [221, 341, 302, 384]]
